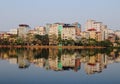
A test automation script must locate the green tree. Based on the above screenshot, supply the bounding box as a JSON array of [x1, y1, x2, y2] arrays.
[[98, 40, 113, 47], [34, 34, 49, 45], [88, 38, 97, 46]]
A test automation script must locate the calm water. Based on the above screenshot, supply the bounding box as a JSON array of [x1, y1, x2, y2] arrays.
[[0, 48, 120, 84]]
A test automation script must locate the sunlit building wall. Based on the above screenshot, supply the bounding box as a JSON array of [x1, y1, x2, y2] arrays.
[[34, 26, 46, 35], [48, 23, 59, 45], [17, 24, 30, 38], [101, 25, 108, 41], [9, 29, 17, 35], [62, 24, 76, 40]]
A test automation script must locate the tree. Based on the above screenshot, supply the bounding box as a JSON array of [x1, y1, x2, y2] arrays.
[[98, 40, 113, 47], [88, 38, 97, 46], [34, 34, 49, 45], [81, 38, 88, 46]]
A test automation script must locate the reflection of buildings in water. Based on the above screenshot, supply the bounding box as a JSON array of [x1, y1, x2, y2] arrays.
[[0, 53, 9, 60], [61, 53, 81, 72], [61, 54, 76, 68], [83, 51, 120, 75], [74, 58, 81, 72], [48, 48, 59, 71], [80, 56, 89, 63], [9, 58, 17, 64], [84, 62, 102, 75], [48, 56, 59, 71], [8, 49, 16, 56], [45, 59, 49, 70], [115, 56, 120, 62], [49, 48, 58, 59], [84, 54, 108, 75], [18, 55, 30, 69], [33, 58, 45, 68], [34, 50, 81, 71], [1, 48, 120, 74], [110, 51, 115, 57], [88, 56, 96, 64]]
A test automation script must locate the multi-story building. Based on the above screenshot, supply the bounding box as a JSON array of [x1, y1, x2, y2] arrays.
[[101, 25, 108, 41], [85, 19, 95, 31], [108, 33, 116, 43], [62, 24, 76, 41], [108, 29, 114, 34], [85, 19, 109, 41], [17, 24, 30, 38], [87, 28, 97, 39], [96, 32, 102, 41], [0, 32, 11, 39], [115, 30, 120, 42], [85, 28, 102, 41], [107, 29, 115, 42], [47, 22, 81, 45], [45, 24, 51, 35], [81, 31, 90, 39], [9, 29, 17, 35], [72, 22, 81, 37], [34, 26, 46, 35], [93, 22, 102, 32], [48, 23, 60, 45], [85, 19, 102, 32]]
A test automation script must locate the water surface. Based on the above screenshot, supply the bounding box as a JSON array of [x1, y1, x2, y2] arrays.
[[0, 48, 120, 84]]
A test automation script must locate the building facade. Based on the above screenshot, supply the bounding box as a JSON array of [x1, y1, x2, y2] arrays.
[[48, 23, 59, 45], [62, 24, 76, 41], [34, 26, 46, 35], [17, 24, 30, 38], [85, 19, 110, 41], [9, 29, 17, 35]]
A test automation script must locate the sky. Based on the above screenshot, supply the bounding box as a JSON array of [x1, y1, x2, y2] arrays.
[[0, 0, 120, 31]]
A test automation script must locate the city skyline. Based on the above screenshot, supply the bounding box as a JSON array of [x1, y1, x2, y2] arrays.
[[0, 0, 120, 31]]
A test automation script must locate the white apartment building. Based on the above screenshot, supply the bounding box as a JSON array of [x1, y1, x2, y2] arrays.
[[17, 24, 30, 38], [85, 19, 95, 31], [115, 30, 120, 41], [85, 19, 109, 41], [62, 25, 76, 41], [115, 30, 120, 37], [85, 19, 102, 32], [101, 25, 108, 41], [48, 23, 59, 45], [108, 29, 114, 34], [61, 53, 76, 67], [34, 26, 46, 35], [9, 29, 17, 35], [49, 23, 59, 37]]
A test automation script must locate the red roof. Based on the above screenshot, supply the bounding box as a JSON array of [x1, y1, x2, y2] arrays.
[[88, 28, 96, 31], [88, 63, 96, 66]]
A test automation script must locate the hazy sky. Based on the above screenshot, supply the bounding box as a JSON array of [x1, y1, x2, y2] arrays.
[[0, 0, 120, 31]]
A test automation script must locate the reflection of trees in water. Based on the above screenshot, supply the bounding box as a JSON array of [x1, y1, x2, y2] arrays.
[[62, 49, 75, 55], [49, 48, 58, 60], [0, 48, 116, 59], [0, 48, 120, 72], [34, 49, 49, 59]]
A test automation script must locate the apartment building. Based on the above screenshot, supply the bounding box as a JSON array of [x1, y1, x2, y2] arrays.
[[34, 26, 46, 35], [62, 24, 76, 41], [17, 24, 30, 38]]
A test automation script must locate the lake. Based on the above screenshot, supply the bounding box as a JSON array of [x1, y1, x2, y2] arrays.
[[0, 48, 120, 84]]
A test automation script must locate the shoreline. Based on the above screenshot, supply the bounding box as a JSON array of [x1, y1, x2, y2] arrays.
[[0, 45, 105, 49]]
